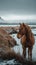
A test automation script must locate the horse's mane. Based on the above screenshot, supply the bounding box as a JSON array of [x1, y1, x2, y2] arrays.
[[22, 23, 33, 42], [23, 23, 31, 34], [23, 23, 31, 33]]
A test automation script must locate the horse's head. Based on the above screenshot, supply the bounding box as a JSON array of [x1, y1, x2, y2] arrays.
[[17, 32, 22, 39], [17, 23, 26, 39]]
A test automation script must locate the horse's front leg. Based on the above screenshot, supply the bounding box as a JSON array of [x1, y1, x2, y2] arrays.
[[23, 46, 26, 60], [28, 47, 32, 60], [30, 47, 32, 60]]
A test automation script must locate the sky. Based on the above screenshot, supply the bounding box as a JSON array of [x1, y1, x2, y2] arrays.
[[0, 0, 36, 20]]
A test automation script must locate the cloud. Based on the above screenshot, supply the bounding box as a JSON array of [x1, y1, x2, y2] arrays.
[[2, 14, 36, 20], [0, 0, 36, 15]]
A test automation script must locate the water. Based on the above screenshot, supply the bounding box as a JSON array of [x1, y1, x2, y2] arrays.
[[0, 24, 36, 27], [0, 24, 36, 65], [0, 24, 19, 27]]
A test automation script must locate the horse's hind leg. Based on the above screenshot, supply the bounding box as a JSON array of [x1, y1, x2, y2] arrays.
[[28, 47, 30, 60], [28, 47, 32, 60], [23, 46, 26, 60]]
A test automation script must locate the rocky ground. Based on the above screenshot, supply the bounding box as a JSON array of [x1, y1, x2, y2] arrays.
[[0, 26, 19, 34]]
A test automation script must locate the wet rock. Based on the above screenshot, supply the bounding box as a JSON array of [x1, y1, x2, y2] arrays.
[[0, 26, 19, 34]]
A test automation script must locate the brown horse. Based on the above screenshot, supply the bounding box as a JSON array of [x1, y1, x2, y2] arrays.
[[17, 23, 35, 60]]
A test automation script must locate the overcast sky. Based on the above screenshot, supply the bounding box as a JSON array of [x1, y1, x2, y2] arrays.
[[0, 0, 36, 20]]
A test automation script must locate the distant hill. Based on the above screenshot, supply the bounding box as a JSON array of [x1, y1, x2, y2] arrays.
[[0, 17, 36, 25], [0, 17, 8, 24], [7, 20, 36, 25], [0, 17, 5, 23]]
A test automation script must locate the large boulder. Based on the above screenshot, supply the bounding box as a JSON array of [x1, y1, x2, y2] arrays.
[[6, 35, 17, 47], [0, 28, 9, 35], [0, 28, 17, 47], [0, 28, 17, 59]]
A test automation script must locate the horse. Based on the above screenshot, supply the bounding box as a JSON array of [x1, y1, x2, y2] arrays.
[[17, 23, 35, 60]]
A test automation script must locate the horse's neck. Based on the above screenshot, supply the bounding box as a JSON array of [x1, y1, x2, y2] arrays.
[[24, 25, 28, 35]]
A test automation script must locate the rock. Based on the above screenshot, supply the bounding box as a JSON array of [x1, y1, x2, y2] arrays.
[[0, 34, 9, 47], [0, 28, 9, 36], [6, 35, 17, 47], [0, 28, 18, 59], [0, 28, 17, 47]]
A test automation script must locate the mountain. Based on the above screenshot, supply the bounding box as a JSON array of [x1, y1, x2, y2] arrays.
[[7, 19, 36, 25], [0, 17, 5, 23], [0, 17, 36, 25]]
